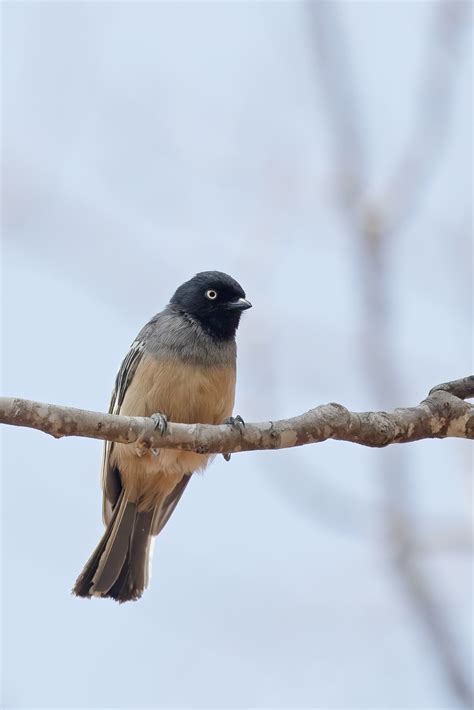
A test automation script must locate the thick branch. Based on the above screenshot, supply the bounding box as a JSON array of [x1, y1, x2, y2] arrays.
[[1, 377, 472, 455]]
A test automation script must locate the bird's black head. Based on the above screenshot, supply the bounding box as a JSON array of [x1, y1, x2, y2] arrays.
[[170, 271, 252, 341]]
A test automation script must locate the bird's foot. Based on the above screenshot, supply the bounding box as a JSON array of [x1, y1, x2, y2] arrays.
[[222, 415, 245, 461], [136, 412, 168, 457], [224, 415, 245, 430], [150, 412, 168, 435], [150, 412, 168, 455]]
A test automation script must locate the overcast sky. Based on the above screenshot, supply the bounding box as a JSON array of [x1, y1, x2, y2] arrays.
[[2, 2, 472, 708]]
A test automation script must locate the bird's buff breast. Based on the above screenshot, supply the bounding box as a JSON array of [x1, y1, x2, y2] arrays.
[[111, 355, 236, 503]]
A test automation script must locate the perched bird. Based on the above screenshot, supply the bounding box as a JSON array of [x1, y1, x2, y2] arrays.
[[73, 271, 251, 602]]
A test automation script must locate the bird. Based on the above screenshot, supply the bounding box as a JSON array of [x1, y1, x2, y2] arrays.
[[73, 271, 251, 602]]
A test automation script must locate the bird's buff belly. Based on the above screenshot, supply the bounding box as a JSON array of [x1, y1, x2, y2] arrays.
[[112, 444, 213, 509], [115, 443, 212, 479], [110, 356, 235, 509]]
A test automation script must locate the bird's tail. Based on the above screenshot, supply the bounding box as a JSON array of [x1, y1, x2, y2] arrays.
[[73, 474, 191, 603], [72, 491, 154, 603]]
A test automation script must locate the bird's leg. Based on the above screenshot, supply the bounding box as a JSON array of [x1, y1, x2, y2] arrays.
[[136, 412, 168, 457], [222, 415, 245, 461]]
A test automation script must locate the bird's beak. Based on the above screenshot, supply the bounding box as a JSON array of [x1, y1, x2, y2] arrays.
[[228, 297, 252, 311]]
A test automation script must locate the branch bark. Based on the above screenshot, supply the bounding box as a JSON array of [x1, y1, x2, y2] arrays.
[[1, 377, 473, 455]]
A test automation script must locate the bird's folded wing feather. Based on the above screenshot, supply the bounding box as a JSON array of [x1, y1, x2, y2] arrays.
[[101, 338, 147, 524]]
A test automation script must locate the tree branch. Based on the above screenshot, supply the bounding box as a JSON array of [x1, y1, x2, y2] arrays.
[[1, 377, 472, 455], [307, 3, 472, 706]]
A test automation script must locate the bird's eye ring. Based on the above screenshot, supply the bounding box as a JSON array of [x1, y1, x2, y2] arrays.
[[205, 289, 218, 300]]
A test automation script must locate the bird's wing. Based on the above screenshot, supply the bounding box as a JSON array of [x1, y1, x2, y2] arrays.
[[101, 337, 147, 525], [150, 472, 191, 536]]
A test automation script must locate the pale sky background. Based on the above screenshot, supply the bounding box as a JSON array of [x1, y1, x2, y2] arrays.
[[1, 2, 472, 709]]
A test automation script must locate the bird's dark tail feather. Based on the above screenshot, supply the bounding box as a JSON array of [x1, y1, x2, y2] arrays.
[[73, 492, 154, 603]]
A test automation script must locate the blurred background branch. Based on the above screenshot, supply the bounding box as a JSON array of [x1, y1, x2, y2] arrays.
[[307, 0, 473, 706]]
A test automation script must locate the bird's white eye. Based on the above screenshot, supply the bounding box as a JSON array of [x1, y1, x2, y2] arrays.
[[205, 289, 218, 300]]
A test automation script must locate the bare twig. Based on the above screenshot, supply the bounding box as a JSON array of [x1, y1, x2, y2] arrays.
[[306, 0, 365, 217], [380, 0, 472, 235], [0, 378, 473, 454]]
